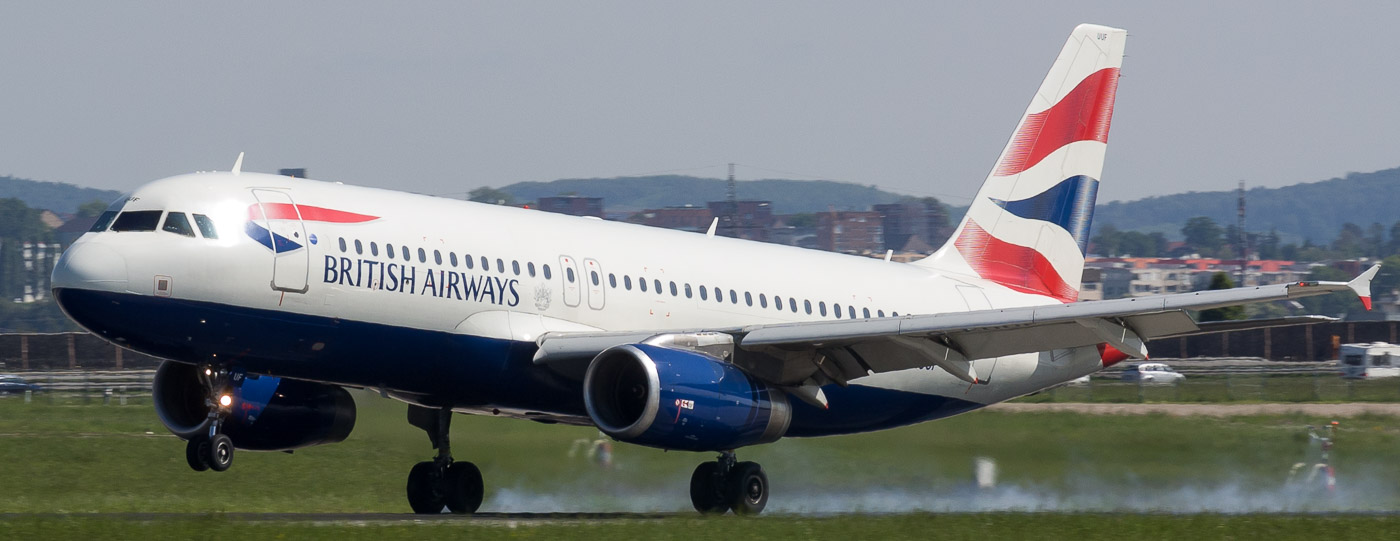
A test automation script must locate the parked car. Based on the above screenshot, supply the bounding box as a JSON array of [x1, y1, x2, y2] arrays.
[[1120, 363, 1185, 384], [0, 375, 42, 395]]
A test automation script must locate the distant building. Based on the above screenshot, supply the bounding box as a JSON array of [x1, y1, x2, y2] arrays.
[[707, 201, 774, 242], [873, 202, 950, 254], [628, 206, 714, 232], [1079, 267, 1134, 300], [818, 211, 884, 254], [536, 196, 604, 218]]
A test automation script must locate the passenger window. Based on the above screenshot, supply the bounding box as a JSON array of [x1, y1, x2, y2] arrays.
[[745, 292, 753, 306], [418, 248, 427, 263], [609, 274, 617, 288], [878, 310, 885, 318], [464, 254, 473, 269], [436, 250, 445, 265], [401, 246, 409, 260], [849, 306, 857, 319], [111, 210, 162, 232], [567, 267, 576, 283], [543, 265, 552, 280], [338, 237, 347, 252], [450, 252, 458, 266], [789, 298, 797, 312], [669, 281, 678, 296], [819, 302, 827, 317], [863, 308, 871, 319], [699, 285, 707, 300], [593, 271, 602, 286], [89, 211, 119, 232], [528, 262, 536, 277], [804, 300, 812, 314], [371, 242, 380, 256], [759, 294, 767, 308], [192, 214, 218, 238], [624, 275, 632, 290], [834, 303, 842, 319], [639, 277, 647, 292], [355, 240, 364, 255], [161, 212, 195, 237], [496, 258, 505, 273], [513, 261, 521, 275], [480, 256, 488, 270], [729, 290, 737, 304], [714, 286, 723, 303], [892, 312, 899, 317], [655, 279, 663, 295], [684, 283, 692, 298]]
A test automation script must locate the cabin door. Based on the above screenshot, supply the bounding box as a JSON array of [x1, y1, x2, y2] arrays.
[[251, 189, 310, 293]]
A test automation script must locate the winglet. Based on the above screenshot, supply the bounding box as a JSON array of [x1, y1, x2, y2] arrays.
[[706, 217, 718, 238], [1349, 264, 1381, 311], [231, 152, 245, 176]]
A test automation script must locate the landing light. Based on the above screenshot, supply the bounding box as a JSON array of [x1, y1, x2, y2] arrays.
[[204, 368, 213, 376], [219, 394, 232, 408]]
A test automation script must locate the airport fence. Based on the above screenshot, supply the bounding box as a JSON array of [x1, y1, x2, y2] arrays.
[[1024, 372, 1400, 404], [0, 369, 155, 405]]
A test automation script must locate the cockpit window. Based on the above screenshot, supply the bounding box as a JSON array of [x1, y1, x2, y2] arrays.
[[192, 214, 218, 239], [89, 211, 119, 232], [110, 210, 163, 232], [162, 212, 196, 237]]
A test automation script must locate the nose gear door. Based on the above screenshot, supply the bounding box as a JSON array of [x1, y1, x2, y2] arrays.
[[251, 189, 310, 293]]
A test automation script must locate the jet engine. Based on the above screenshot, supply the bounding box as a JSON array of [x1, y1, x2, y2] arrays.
[[152, 361, 356, 451], [583, 343, 790, 452]]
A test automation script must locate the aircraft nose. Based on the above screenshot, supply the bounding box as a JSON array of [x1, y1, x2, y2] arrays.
[[51, 242, 128, 290]]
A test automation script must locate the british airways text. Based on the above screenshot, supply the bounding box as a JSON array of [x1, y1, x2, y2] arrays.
[[322, 256, 521, 307]]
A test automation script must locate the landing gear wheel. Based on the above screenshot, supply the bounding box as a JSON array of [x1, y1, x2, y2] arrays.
[[689, 462, 729, 514], [406, 461, 445, 514], [444, 461, 484, 514], [207, 433, 234, 472], [725, 461, 768, 515], [185, 437, 210, 472]]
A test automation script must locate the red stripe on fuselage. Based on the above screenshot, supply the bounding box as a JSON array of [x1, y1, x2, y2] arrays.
[[248, 203, 378, 223], [993, 67, 1119, 177], [954, 220, 1077, 303]]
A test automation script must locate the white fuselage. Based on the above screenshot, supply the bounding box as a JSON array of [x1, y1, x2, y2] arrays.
[[53, 172, 1109, 435]]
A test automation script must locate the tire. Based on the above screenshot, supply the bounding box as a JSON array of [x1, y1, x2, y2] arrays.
[[725, 462, 768, 516], [185, 437, 209, 472], [207, 433, 234, 472], [406, 461, 445, 514], [689, 462, 729, 514], [444, 461, 485, 514]]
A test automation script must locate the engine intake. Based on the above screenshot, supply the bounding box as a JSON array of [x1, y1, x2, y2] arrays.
[[583, 343, 790, 451], [153, 361, 356, 451]]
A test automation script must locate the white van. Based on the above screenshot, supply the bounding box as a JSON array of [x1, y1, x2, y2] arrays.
[[1339, 342, 1400, 379]]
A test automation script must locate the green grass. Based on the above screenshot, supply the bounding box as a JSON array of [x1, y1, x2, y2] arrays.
[[3, 393, 1400, 515], [4, 514, 1400, 541]]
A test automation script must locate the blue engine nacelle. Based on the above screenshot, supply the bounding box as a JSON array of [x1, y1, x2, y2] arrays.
[[583, 344, 791, 452], [152, 361, 355, 451]]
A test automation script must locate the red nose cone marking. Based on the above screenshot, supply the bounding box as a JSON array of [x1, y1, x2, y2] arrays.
[[1097, 343, 1129, 367]]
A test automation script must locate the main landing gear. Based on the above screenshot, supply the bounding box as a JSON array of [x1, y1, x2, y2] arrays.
[[405, 405, 484, 514], [689, 451, 769, 515], [185, 364, 235, 473]]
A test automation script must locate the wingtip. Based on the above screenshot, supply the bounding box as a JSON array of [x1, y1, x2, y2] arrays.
[[1348, 263, 1381, 310]]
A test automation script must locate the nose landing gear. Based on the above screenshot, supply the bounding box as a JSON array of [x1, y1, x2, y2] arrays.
[[689, 451, 769, 515], [185, 364, 236, 472]]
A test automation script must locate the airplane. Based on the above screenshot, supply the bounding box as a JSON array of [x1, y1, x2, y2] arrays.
[[50, 23, 1378, 516]]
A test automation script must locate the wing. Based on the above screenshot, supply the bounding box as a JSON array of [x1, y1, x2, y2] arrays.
[[534, 265, 1378, 399]]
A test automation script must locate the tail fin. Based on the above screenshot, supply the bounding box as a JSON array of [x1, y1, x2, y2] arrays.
[[919, 24, 1126, 303]]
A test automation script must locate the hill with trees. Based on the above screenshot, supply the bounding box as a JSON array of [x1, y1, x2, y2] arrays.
[[1093, 167, 1400, 244], [0, 176, 120, 215]]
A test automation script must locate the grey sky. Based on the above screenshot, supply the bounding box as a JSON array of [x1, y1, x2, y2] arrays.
[[3, 2, 1397, 205]]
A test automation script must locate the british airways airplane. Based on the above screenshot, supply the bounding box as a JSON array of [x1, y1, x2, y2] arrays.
[[51, 24, 1376, 515]]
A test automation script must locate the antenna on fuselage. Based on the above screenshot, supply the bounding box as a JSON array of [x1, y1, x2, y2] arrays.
[[706, 217, 719, 238], [231, 152, 245, 176]]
